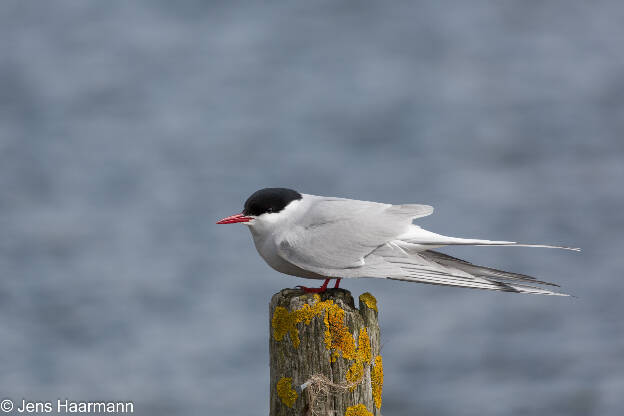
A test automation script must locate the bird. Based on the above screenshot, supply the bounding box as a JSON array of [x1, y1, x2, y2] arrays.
[[217, 188, 579, 296]]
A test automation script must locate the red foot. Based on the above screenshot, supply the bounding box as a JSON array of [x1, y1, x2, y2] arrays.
[[297, 279, 330, 293], [296, 278, 343, 293]]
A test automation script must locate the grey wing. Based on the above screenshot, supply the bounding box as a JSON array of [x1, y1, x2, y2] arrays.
[[276, 197, 566, 295], [359, 244, 568, 295], [276, 198, 431, 273]]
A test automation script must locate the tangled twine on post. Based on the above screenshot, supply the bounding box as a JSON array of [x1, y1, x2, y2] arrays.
[[297, 367, 369, 416]]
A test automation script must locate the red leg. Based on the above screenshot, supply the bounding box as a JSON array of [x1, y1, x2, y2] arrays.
[[297, 279, 330, 293], [333, 278, 341, 289]]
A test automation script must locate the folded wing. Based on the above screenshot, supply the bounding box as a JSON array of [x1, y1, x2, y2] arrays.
[[276, 197, 574, 295], [277, 198, 430, 270], [363, 244, 568, 295]]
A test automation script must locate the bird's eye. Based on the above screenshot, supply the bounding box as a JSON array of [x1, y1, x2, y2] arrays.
[[267, 208, 274, 213]]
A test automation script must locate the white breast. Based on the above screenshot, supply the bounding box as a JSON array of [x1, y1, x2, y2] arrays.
[[249, 228, 326, 280]]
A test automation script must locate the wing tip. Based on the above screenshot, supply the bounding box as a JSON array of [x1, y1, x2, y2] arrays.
[[525, 244, 581, 252], [387, 275, 570, 296], [474, 243, 581, 252]]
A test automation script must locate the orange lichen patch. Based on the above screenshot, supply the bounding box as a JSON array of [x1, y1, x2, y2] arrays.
[[359, 292, 378, 312], [345, 403, 373, 416], [323, 301, 356, 361], [345, 361, 364, 388], [272, 295, 326, 349], [296, 294, 329, 325], [346, 328, 373, 390], [276, 377, 298, 408], [371, 355, 383, 409], [272, 306, 298, 346], [355, 328, 372, 364]]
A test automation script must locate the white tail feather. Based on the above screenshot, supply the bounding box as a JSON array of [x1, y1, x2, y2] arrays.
[[400, 227, 580, 251]]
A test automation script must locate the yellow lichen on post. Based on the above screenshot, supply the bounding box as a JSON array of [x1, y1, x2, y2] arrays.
[[296, 294, 323, 324], [272, 295, 378, 390], [323, 301, 356, 361], [270, 289, 383, 415], [358, 292, 378, 312], [276, 377, 298, 408], [345, 403, 373, 416], [271, 295, 328, 349], [268, 289, 383, 416], [371, 355, 384, 409], [271, 294, 363, 363], [345, 361, 364, 388], [355, 328, 372, 364], [346, 328, 373, 389], [272, 306, 300, 348]]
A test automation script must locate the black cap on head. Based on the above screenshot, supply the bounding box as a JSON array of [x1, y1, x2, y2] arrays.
[[243, 188, 302, 216]]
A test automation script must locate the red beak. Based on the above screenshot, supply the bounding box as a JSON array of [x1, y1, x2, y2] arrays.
[[216, 213, 253, 224]]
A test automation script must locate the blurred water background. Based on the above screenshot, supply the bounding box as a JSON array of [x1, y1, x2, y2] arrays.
[[1, 1, 623, 415]]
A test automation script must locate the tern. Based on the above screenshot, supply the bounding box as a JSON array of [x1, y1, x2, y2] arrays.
[[217, 188, 579, 295]]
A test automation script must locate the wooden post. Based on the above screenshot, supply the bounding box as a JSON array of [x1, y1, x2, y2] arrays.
[[269, 288, 383, 416]]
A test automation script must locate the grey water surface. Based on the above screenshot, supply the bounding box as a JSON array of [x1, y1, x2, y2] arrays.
[[1, 1, 623, 415]]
